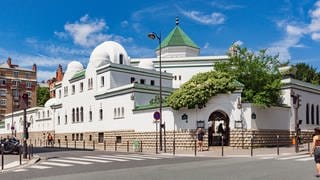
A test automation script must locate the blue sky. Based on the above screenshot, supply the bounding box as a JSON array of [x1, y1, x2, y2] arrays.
[[0, 0, 319, 81]]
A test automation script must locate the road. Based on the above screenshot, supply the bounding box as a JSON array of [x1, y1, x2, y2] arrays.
[[0, 149, 317, 180]]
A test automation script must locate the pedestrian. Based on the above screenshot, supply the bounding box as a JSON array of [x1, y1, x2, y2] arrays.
[[197, 128, 205, 152], [310, 127, 320, 177], [47, 133, 53, 146]]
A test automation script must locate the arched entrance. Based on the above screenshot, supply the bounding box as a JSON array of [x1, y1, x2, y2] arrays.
[[208, 111, 230, 146]]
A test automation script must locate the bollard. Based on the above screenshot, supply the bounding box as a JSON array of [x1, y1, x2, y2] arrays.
[[28, 145, 31, 160], [308, 141, 310, 152], [115, 141, 117, 151], [31, 144, 33, 157], [221, 135, 224, 157], [83, 141, 85, 150], [194, 140, 197, 157], [1, 144, 4, 170], [104, 140, 106, 151], [277, 135, 279, 155], [74, 140, 77, 150], [127, 141, 129, 152], [140, 141, 143, 152], [58, 140, 61, 149], [19, 146, 22, 165], [251, 136, 253, 157], [40, 139, 42, 147], [93, 140, 95, 150], [66, 140, 68, 150], [173, 137, 176, 155]]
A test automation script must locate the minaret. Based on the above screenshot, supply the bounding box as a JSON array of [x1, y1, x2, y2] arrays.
[[155, 17, 199, 58]]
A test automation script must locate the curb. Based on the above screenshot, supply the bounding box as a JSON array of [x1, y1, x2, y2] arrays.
[[0, 155, 41, 173]]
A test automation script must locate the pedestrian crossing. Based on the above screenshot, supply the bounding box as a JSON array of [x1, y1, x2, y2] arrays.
[[256, 153, 314, 162], [12, 154, 171, 172]]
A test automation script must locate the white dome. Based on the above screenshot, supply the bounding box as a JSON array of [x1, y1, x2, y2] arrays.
[[88, 41, 129, 69], [64, 61, 84, 80], [44, 98, 57, 107], [138, 60, 155, 70]]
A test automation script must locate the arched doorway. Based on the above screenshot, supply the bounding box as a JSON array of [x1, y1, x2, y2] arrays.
[[208, 111, 230, 146]]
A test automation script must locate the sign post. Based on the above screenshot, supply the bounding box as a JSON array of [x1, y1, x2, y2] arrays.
[[153, 111, 160, 154]]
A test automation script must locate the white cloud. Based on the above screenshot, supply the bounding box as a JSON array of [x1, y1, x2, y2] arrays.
[[180, 10, 225, 25], [203, 42, 210, 49], [211, 1, 244, 10], [233, 40, 243, 46], [268, 0, 320, 61], [56, 14, 132, 47], [121, 20, 129, 28], [37, 70, 56, 82], [312, 32, 320, 40]]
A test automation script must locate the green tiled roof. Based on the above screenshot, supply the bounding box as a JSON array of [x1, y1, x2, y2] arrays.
[[72, 69, 86, 79], [157, 26, 199, 50]]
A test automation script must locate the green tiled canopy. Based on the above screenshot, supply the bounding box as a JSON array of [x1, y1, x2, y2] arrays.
[[157, 26, 199, 50]]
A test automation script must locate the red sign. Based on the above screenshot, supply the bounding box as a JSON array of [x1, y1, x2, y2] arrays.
[[153, 111, 160, 120]]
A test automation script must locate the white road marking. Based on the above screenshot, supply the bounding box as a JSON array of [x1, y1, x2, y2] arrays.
[[84, 156, 128, 162], [296, 157, 314, 161], [278, 154, 309, 160], [41, 161, 74, 167], [49, 159, 93, 165], [13, 169, 28, 172], [65, 157, 111, 163], [102, 155, 144, 160], [29, 165, 51, 169], [116, 154, 161, 159]]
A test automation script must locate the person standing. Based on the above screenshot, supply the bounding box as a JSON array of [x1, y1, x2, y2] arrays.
[[311, 127, 320, 177], [197, 128, 205, 152]]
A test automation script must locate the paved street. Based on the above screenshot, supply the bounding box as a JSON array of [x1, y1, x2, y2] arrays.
[[0, 148, 318, 180]]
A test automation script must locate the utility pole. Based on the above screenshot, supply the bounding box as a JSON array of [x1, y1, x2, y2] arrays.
[[291, 91, 301, 153], [22, 93, 28, 159]]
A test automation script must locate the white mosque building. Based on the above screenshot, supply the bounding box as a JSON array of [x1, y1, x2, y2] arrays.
[[0, 20, 320, 151]]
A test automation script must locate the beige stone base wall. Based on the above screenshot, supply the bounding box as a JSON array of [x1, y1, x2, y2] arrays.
[[0, 129, 314, 150]]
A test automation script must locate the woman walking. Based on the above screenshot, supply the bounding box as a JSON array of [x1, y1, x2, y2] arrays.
[[311, 127, 320, 177]]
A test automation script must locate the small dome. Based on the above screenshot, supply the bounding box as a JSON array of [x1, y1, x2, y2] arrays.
[[64, 61, 84, 80], [138, 60, 155, 70], [44, 98, 57, 107], [88, 41, 129, 69]]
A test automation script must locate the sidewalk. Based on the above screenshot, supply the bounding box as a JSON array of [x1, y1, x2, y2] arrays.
[[159, 144, 310, 157], [0, 154, 40, 173]]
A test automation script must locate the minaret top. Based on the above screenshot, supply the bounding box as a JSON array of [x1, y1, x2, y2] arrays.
[[176, 16, 179, 26]]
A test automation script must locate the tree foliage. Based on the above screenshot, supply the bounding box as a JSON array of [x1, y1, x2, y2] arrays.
[[166, 71, 238, 110], [294, 62, 320, 85], [37, 86, 50, 106], [214, 45, 282, 106]]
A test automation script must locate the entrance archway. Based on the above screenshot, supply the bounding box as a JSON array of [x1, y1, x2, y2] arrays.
[[208, 111, 230, 146]]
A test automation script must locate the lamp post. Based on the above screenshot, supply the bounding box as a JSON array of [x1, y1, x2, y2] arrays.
[[148, 32, 163, 151]]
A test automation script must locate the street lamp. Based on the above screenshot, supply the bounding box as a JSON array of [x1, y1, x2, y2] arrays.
[[148, 32, 163, 151]]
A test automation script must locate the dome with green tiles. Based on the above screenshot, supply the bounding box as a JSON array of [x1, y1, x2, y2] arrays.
[[157, 25, 199, 50]]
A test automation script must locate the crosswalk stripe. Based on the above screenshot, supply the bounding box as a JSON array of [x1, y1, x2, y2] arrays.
[[260, 157, 274, 159], [49, 159, 93, 165], [65, 157, 111, 163], [84, 156, 128, 162], [113, 155, 145, 160], [13, 169, 28, 172], [296, 157, 314, 161], [41, 161, 73, 167], [131, 154, 172, 158], [29, 165, 51, 169], [116, 154, 161, 159], [278, 154, 309, 160], [101, 155, 143, 160]]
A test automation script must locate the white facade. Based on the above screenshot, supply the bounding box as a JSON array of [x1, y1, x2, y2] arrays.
[[1, 24, 320, 147]]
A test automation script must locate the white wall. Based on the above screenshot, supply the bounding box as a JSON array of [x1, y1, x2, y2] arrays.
[[251, 106, 290, 130]]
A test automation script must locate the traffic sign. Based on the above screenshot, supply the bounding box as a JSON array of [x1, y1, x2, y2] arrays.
[[153, 111, 160, 120]]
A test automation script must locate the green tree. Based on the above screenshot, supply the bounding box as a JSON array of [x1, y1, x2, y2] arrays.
[[166, 71, 238, 110], [294, 62, 320, 85], [214, 45, 282, 106], [37, 86, 50, 106]]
